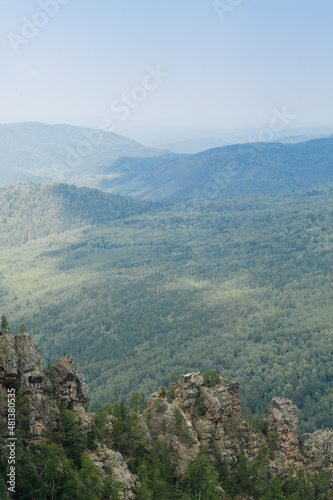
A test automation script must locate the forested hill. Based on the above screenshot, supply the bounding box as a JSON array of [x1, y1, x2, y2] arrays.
[[0, 122, 164, 186], [101, 137, 333, 200], [0, 183, 157, 246], [1, 122, 332, 200], [1, 182, 332, 433]]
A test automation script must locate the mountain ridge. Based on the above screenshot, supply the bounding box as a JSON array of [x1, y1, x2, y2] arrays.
[[0, 122, 166, 187], [1, 122, 332, 200]]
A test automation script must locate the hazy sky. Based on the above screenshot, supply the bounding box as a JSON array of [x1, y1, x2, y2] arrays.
[[1, 0, 333, 137]]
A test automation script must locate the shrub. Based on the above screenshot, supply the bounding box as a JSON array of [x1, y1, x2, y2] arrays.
[[166, 384, 176, 402], [194, 396, 206, 417], [203, 369, 220, 387]]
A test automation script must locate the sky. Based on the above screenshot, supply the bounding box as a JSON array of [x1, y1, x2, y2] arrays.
[[1, 0, 333, 143]]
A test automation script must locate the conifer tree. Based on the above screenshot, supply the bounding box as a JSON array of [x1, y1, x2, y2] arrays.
[[19, 323, 27, 334], [1, 315, 8, 330], [263, 477, 286, 499]]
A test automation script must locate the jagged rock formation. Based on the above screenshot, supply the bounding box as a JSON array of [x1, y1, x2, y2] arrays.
[[147, 372, 264, 477], [0, 329, 138, 498], [1, 330, 332, 498], [266, 396, 303, 474], [0, 330, 49, 438], [48, 355, 89, 407], [301, 429, 333, 472], [146, 372, 333, 484]]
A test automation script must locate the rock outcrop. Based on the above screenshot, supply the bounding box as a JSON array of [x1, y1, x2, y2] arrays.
[[48, 355, 89, 409], [1, 329, 332, 498], [301, 429, 333, 471], [0, 330, 50, 438], [147, 372, 265, 477], [266, 396, 302, 474], [146, 372, 333, 484], [0, 329, 138, 499]]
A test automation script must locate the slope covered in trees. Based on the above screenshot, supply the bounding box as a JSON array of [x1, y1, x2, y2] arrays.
[[0, 122, 164, 187], [0, 183, 332, 433], [0, 182, 157, 246], [100, 138, 333, 200]]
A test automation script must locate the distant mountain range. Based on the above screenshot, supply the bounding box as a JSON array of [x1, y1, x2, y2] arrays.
[[0, 122, 332, 200], [158, 128, 333, 154]]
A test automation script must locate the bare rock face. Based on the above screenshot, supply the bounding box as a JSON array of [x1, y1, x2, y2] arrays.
[[0, 332, 90, 438], [2, 330, 333, 497], [15, 332, 44, 375], [147, 390, 200, 476], [267, 397, 300, 461], [0, 331, 49, 438], [0, 330, 20, 377], [301, 429, 333, 470], [0, 330, 44, 387], [173, 372, 203, 414], [147, 373, 333, 484], [48, 355, 89, 409], [92, 445, 139, 499]]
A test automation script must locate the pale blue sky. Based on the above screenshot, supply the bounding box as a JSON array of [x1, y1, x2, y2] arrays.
[[1, 0, 333, 139]]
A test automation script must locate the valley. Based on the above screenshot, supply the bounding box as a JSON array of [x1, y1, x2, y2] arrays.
[[0, 182, 332, 434]]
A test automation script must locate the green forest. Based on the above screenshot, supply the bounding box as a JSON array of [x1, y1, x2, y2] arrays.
[[0, 182, 332, 433], [1, 375, 331, 500]]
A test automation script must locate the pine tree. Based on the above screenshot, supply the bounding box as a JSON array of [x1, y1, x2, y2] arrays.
[[263, 477, 286, 499], [1, 315, 8, 330], [19, 323, 27, 334], [184, 446, 221, 499]]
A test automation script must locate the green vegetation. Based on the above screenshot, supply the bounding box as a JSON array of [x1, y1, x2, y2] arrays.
[[103, 137, 333, 200], [0, 183, 333, 433], [0, 377, 333, 498], [0, 122, 163, 188], [18, 323, 27, 334], [0, 182, 157, 247], [203, 369, 220, 388], [183, 446, 221, 498], [1, 411, 125, 499], [0, 315, 8, 330]]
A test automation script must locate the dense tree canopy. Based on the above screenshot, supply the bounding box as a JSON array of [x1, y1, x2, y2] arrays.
[[0, 183, 332, 433]]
